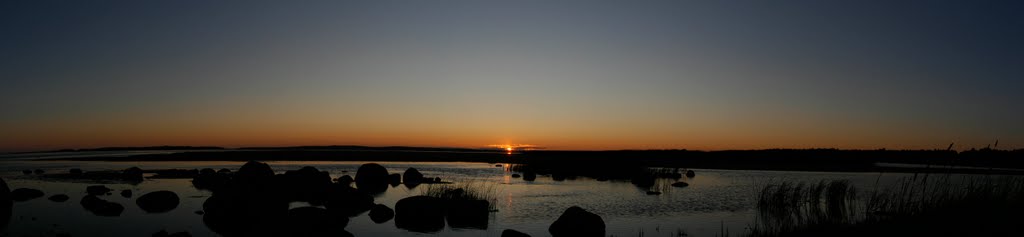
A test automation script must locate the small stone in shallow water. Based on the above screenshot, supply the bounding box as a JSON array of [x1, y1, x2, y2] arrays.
[[11, 188, 44, 202], [48, 194, 70, 202]]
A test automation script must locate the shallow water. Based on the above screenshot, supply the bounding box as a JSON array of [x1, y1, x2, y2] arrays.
[[0, 160, 924, 237]]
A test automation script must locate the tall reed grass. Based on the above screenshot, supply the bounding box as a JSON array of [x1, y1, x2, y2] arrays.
[[419, 179, 498, 209]]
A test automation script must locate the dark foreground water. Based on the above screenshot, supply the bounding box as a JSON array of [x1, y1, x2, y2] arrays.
[[1, 159, 923, 237]]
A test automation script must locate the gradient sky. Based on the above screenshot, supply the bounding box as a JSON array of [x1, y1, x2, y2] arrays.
[[2, 0, 1022, 152]]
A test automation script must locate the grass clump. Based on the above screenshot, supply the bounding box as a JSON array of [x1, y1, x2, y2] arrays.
[[419, 179, 498, 209]]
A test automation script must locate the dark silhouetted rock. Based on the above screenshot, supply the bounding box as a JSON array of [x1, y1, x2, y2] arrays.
[[48, 194, 70, 202], [0, 178, 8, 230], [685, 170, 695, 178], [552, 173, 566, 181], [395, 196, 445, 233], [137, 190, 180, 213], [217, 168, 231, 174], [285, 207, 349, 237], [671, 173, 683, 179], [596, 177, 610, 181], [22, 170, 32, 175], [11, 188, 44, 202], [86, 185, 112, 196], [69, 168, 83, 174], [337, 175, 353, 186], [282, 166, 332, 203], [152, 230, 192, 237], [237, 161, 274, 183], [355, 163, 389, 193], [447, 199, 489, 229], [502, 229, 532, 237], [324, 185, 374, 216], [403, 168, 423, 187], [671, 182, 689, 187], [123, 167, 144, 181], [511, 174, 521, 178], [81, 195, 124, 216], [523, 171, 537, 181], [496, 164, 503, 167], [389, 173, 401, 186], [646, 191, 662, 195], [121, 190, 133, 198], [195, 210, 204, 215], [200, 168, 216, 175], [549, 206, 605, 237], [34, 169, 45, 174], [368, 204, 395, 223]]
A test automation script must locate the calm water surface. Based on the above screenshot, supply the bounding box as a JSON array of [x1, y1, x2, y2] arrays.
[[1, 159, 920, 237]]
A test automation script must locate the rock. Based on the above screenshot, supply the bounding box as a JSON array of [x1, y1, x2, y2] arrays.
[[496, 164, 503, 167], [80, 195, 124, 216], [596, 177, 610, 181], [11, 188, 44, 201], [337, 175, 353, 186], [502, 229, 532, 237], [685, 170, 695, 178], [282, 166, 332, 202], [195, 210, 204, 215], [121, 190, 133, 198], [48, 194, 70, 202], [87, 185, 112, 196], [395, 196, 445, 232], [123, 167, 144, 181], [324, 185, 374, 216], [217, 168, 232, 174], [671, 182, 690, 187], [447, 199, 489, 229], [552, 173, 566, 181], [0, 178, 9, 230], [69, 168, 83, 174], [511, 174, 521, 178], [200, 168, 216, 175], [523, 172, 537, 181], [34, 169, 45, 174], [285, 207, 349, 237], [22, 170, 32, 175], [671, 173, 683, 179], [237, 161, 274, 182], [355, 163, 389, 193], [403, 168, 424, 187], [389, 173, 401, 186], [152, 230, 192, 237], [368, 204, 395, 223], [646, 191, 662, 195], [549, 206, 605, 237], [136, 190, 180, 213]]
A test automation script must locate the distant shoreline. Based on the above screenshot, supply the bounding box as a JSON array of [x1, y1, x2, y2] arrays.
[[24, 147, 1024, 175]]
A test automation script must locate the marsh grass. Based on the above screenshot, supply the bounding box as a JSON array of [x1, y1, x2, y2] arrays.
[[750, 175, 1024, 236], [419, 179, 499, 210]]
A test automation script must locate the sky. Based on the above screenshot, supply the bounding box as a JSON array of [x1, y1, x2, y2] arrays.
[[1, 0, 1022, 152]]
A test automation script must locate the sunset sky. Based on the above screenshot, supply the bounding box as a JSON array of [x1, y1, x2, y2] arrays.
[[2, 1, 1022, 152]]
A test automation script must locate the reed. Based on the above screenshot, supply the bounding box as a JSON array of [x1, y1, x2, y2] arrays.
[[419, 179, 498, 209]]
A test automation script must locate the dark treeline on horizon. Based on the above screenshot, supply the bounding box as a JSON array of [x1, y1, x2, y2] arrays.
[[36, 146, 1024, 174]]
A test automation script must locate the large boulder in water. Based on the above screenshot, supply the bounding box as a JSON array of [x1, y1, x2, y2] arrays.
[[123, 167, 144, 181], [237, 161, 274, 183], [368, 204, 395, 223], [502, 229, 532, 237], [324, 185, 374, 216], [1, 178, 11, 229], [447, 199, 490, 229], [11, 188, 44, 202], [137, 191, 180, 213], [282, 166, 332, 203], [81, 195, 124, 216], [355, 163, 389, 193], [86, 185, 112, 196], [284, 207, 349, 237], [522, 171, 537, 181], [685, 170, 696, 178], [548, 206, 605, 237], [403, 168, 424, 187], [394, 196, 445, 233]]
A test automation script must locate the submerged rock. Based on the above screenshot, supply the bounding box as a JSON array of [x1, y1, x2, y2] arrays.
[[502, 229, 532, 237], [137, 191, 180, 213], [671, 182, 690, 187], [403, 168, 423, 187], [368, 204, 395, 223], [11, 188, 44, 202], [21, 170, 32, 175], [685, 170, 695, 178], [123, 167, 144, 181], [86, 185, 112, 196], [549, 206, 605, 237], [395, 196, 445, 233], [522, 172, 537, 181], [121, 190, 133, 198], [48, 194, 70, 202], [511, 174, 521, 178], [81, 195, 124, 216]]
